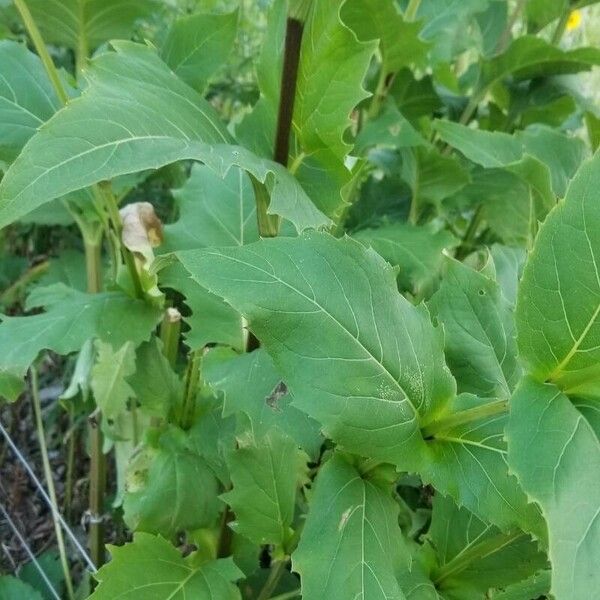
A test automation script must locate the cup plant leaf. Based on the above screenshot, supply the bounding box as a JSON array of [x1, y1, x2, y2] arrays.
[[0, 41, 62, 164], [292, 453, 408, 600], [160, 9, 239, 93], [0, 41, 330, 233], [89, 533, 242, 599], [222, 427, 308, 547]]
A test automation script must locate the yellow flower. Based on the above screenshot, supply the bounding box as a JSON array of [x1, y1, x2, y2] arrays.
[[567, 9, 582, 31]]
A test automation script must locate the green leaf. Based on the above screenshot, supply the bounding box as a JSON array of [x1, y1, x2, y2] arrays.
[[22, 0, 160, 51], [204, 349, 323, 460], [427, 494, 547, 599], [490, 244, 526, 307], [91, 340, 136, 420], [401, 146, 470, 209], [516, 153, 600, 396], [18, 551, 65, 600], [355, 102, 426, 155], [434, 121, 523, 168], [293, 0, 376, 159], [163, 164, 258, 253], [160, 9, 238, 92], [0, 284, 160, 401], [435, 121, 587, 197], [353, 222, 457, 298], [418, 394, 545, 538], [507, 378, 600, 600], [525, 0, 567, 32], [0, 576, 44, 600], [490, 570, 551, 600], [90, 533, 242, 599], [178, 232, 455, 465], [0, 41, 61, 163], [341, 0, 430, 74], [292, 453, 407, 600], [429, 259, 520, 398], [160, 163, 258, 351], [0, 42, 329, 233], [222, 427, 308, 547], [128, 337, 182, 419], [480, 36, 600, 91], [123, 427, 220, 537]]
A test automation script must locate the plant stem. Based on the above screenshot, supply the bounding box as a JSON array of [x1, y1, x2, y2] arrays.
[[0, 260, 49, 306], [257, 560, 288, 600], [216, 505, 234, 558], [84, 239, 102, 294], [64, 406, 76, 521], [160, 308, 182, 368], [552, 8, 571, 45], [421, 399, 508, 439], [180, 349, 203, 429], [404, 0, 422, 21], [251, 176, 280, 238], [432, 530, 523, 586], [273, 17, 304, 167], [455, 205, 483, 259], [88, 409, 106, 568], [14, 0, 69, 104], [268, 589, 301, 600], [495, 0, 526, 54], [30, 368, 75, 600]]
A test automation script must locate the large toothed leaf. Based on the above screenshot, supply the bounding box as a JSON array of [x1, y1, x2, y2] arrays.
[[417, 394, 545, 538], [292, 454, 407, 600], [0, 577, 43, 600], [0, 42, 329, 232], [480, 36, 600, 90], [426, 494, 547, 599], [516, 153, 600, 397], [160, 10, 238, 92], [507, 378, 600, 600], [429, 259, 520, 398], [20, 0, 161, 51], [435, 120, 587, 196], [178, 232, 455, 465], [123, 427, 219, 538], [91, 340, 136, 420], [341, 0, 430, 74], [293, 0, 376, 159], [0, 284, 161, 402], [0, 41, 62, 163], [89, 533, 242, 599], [222, 428, 308, 547], [354, 222, 457, 298], [204, 349, 323, 459], [160, 164, 258, 351]]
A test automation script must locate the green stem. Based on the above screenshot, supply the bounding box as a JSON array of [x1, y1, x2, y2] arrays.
[[432, 530, 523, 586], [64, 406, 76, 521], [180, 349, 203, 429], [366, 68, 393, 121], [84, 239, 102, 294], [251, 176, 280, 238], [216, 504, 234, 558], [552, 8, 571, 45], [14, 0, 69, 104], [0, 261, 49, 306], [268, 589, 301, 600], [88, 409, 106, 569], [160, 308, 182, 368], [421, 399, 508, 439], [495, 0, 526, 54], [257, 560, 288, 600], [30, 368, 75, 600], [404, 0, 422, 21], [455, 205, 483, 259]]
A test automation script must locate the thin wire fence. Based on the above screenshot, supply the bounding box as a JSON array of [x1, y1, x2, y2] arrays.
[[0, 419, 97, 583]]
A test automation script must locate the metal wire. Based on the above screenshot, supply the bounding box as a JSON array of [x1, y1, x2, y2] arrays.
[[0, 502, 62, 600], [0, 421, 97, 572]]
